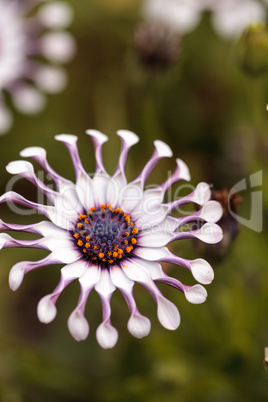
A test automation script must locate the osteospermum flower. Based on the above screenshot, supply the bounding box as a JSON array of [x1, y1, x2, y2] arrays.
[[142, 0, 266, 39], [0, 0, 75, 134], [0, 130, 223, 349]]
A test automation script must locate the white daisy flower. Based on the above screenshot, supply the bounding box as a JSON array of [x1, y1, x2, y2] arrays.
[[0, 130, 223, 348], [142, 0, 266, 38], [0, 0, 75, 134]]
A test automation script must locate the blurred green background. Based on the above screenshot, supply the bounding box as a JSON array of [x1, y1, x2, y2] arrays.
[[0, 0, 268, 401]]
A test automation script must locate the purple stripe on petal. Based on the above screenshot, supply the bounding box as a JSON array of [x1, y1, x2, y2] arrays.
[[134, 140, 173, 189], [165, 182, 211, 212], [115, 130, 139, 176], [55, 134, 87, 181], [156, 158, 191, 194], [86, 129, 108, 174], [20, 146, 70, 190]]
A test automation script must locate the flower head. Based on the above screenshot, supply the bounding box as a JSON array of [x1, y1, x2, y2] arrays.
[[0, 130, 223, 348], [0, 0, 75, 134], [142, 0, 266, 39]]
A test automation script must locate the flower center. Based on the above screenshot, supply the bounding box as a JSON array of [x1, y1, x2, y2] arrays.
[[72, 204, 139, 267]]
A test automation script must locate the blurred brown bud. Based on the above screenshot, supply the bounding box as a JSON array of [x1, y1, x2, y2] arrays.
[[237, 23, 268, 77], [134, 22, 181, 71]]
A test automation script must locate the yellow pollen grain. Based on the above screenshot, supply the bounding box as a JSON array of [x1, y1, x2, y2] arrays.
[[118, 248, 123, 254], [118, 254, 122, 259], [80, 230, 85, 235], [124, 240, 128, 245], [113, 252, 118, 258], [132, 228, 138, 234], [90, 206, 96, 211], [126, 246, 131, 253], [86, 236, 90, 241], [77, 223, 83, 228], [85, 243, 90, 248], [114, 246, 118, 251], [107, 204, 112, 209], [101, 208, 105, 213], [107, 251, 112, 256], [115, 208, 121, 213], [102, 258, 106, 262], [125, 232, 129, 237], [79, 214, 87, 220], [130, 222, 134, 226], [98, 252, 104, 258], [131, 238, 137, 244], [84, 218, 89, 224], [108, 259, 114, 264], [125, 215, 131, 222], [100, 204, 106, 209], [73, 233, 79, 239], [77, 240, 83, 246], [83, 248, 87, 253]]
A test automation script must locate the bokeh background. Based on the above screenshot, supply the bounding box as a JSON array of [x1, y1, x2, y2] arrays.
[[0, 0, 268, 401]]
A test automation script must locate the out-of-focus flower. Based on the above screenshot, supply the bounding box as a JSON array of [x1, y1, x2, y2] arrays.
[[0, 0, 75, 134], [237, 23, 268, 77], [0, 130, 223, 348], [142, 0, 266, 39], [134, 22, 181, 71]]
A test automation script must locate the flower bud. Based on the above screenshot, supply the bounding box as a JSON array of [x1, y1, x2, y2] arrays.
[[237, 23, 268, 77]]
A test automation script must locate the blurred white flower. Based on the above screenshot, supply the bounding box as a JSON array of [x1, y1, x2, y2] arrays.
[[142, 0, 266, 38], [0, 0, 75, 134]]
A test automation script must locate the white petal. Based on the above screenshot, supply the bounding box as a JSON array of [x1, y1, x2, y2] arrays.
[[76, 172, 94, 209], [200, 201, 223, 223], [175, 158, 191, 182], [35, 66, 67, 93], [92, 172, 110, 206], [6, 160, 34, 175], [189, 259, 214, 285], [9, 261, 25, 290], [117, 129, 139, 146], [192, 182, 211, 205], [79, 265, 100, 288], [119, 181, 143, 212], [127, 314, 151, 339], [134, 258, 164, 280], [37, 295, 57, 323], [68, 311, 89, 341], [135, 205, 169, 228], [38, 2, 73, 28], [61, 259, 88, 280], [133, 246, 171, 261], [0, 106, 12, 134], [41, 32, 76, 63], [154, 140, 173, 158], [55, 133, 78, 144], [195, 223, 223, 244], [96, 323, 118, 349], [95, 269, 115, 297], [50, 247, 81, 264], [110, 266, 134, 293], [184, 284, 207, 304], [157, 295, 180, 330], [20, 146, 47, 159], [139, 230, 174, 247], [13, 86, 46, 114], [86, 129, 108, 145], [106, 172, 127, 206]]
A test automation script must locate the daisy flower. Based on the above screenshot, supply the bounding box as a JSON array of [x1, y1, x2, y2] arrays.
[[0, 130, 223, 349], [142, 0, 266, 39], [0, 0, 75, 134]]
